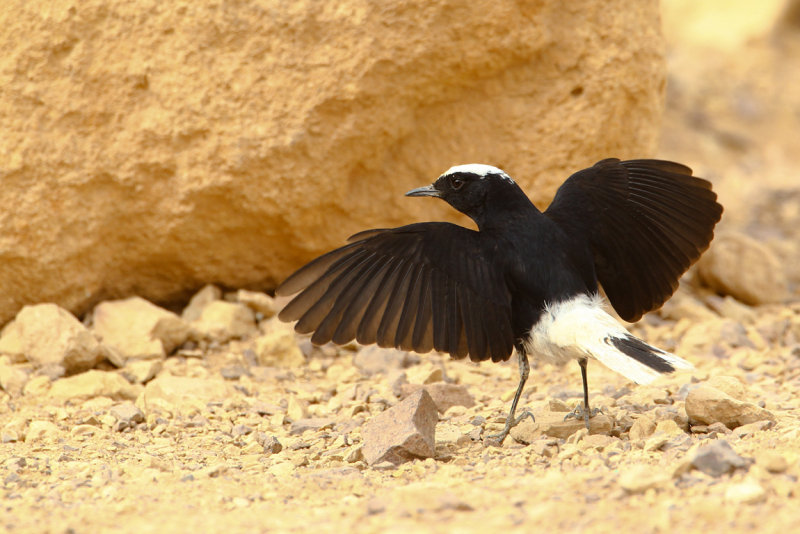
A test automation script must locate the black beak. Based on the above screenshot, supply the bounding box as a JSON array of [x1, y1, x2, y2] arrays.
[[405, 184, 441, 198]]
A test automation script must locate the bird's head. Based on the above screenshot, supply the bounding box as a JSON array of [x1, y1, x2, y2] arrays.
[[406, 164, 519, 226]]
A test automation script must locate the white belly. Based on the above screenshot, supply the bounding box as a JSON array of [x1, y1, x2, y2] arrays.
[[523, 293, 692, 384]]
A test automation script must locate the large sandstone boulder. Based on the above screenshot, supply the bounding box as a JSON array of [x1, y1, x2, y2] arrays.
[[0, 0, 666, 324]]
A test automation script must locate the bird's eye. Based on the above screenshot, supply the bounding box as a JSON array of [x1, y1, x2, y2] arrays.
[[450, 177, 464, 190]]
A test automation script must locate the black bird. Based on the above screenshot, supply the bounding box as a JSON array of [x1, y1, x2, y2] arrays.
[[276, 159, 723, 442]]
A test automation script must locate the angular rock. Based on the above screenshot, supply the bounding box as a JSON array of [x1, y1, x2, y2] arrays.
[[109, 402, 145, 431], [399, 383, 475, 414], [49, 370, 141, 401], [181, 285, 223, 322], [0, 304, 105, 373], [353, 347, 413, 376], [685, 384, 775, 429], [0, 1, 666, 325], [690, 440, 752, 477], [0, 359, 29, 397], [362, 389, 438, 465], [254, 320, 305, 367], [236, 290, 278, 319], [120, 359, 163, 384], [696, 232, 788, 305], [629, 415, 657, 441], [93, 297, 191, 362], [286, 396, 308, 421], [191, 301, 257, 341], [257, 434, 283, 455], [548, 399, 573, 412], [25, 420, 60, 442], [139, 375, 234, 415]]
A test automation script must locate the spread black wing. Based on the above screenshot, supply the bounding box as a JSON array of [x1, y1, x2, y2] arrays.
[[544, 158, 723, 322], [276, 222, 515, 362]]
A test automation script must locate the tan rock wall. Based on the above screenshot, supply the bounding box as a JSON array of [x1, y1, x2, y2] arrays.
[[0, 0, 666, 323]]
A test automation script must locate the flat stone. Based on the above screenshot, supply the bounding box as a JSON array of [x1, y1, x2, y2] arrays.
[[93, 297, 191, 362], [254, 319, 305, 367], [512, 411, 613, 442], [580, 434, 618, 451], [732, 419, 775, 438], [690, 440, 752, 477], [289, 418, 336, 435], [49, 370, 141, 401], [0, 304, 105, 373], [362, 389, 438, 465], [191, 301, 257, 341], [139, 375, 235, 415], [685, 384, 775, 429], [724, 480, 766, 504]]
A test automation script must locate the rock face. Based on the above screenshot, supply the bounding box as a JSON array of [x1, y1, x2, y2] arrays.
[[0, 0, 666, 324]]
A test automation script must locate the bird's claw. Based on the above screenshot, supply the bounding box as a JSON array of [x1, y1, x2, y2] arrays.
[[563, 404, 602, 429], [486, 410, 536, 444]]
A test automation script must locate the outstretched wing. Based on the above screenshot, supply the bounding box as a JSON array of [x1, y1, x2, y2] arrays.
[[276, 222, 515, 362], [544, 158, 723, 321]]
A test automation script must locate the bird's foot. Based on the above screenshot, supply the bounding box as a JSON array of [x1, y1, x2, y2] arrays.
[[563, 404, 602, 429], [486, 410, 535, 445]]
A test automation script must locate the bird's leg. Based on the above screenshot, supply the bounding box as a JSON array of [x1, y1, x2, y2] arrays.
[[488, 350, 535, 444], [564, 358, 601, 429]]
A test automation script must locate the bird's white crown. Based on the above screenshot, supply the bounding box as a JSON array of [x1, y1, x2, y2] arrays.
[[440, 164, 515, 184]]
